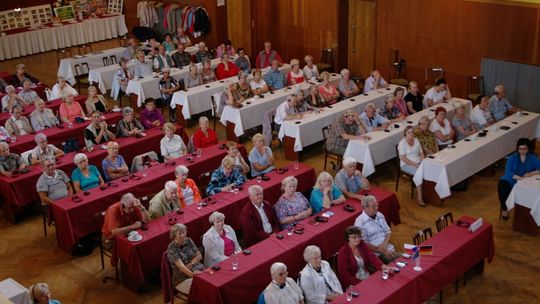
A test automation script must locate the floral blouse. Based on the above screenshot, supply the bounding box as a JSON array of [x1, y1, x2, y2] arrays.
[[274, 192, 310, 230]]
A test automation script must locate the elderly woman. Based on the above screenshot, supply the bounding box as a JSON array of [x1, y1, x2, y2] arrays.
[[498, 138, 540, 220], [36, 156, 73, 205], [162, 33, 175, 52], [222, 141, 249, 175], [302, 84, 325, 108], [263, 262, 304, 304], [184, 64, 202, 89], [379, 96, 405, 122], [216, 39, 236, 59], [18, 78, 40, 105], [337, 69, 360, 98], [193, 116, 218, 149], [30, 99, 59, 130], [201, 58, 217, 84], [85, 86, 108, 114], [471, 95, 495, 130], [287, 59, 305, 85], [30, 133, 64, 165], [50, 76, 78, 100], [393, 87, 408, 116], [405, 81, 423, 114], [84, 110, 115, 149], [101, 141, 129, 181], [398, 126, 425, 206], [225, 83, 243, 109], [299, 245, 343, 303], [216, 53, 240, 80], [71, 153, 104, 193], [452, 102, 476, 141], [174, 165, 202, 207], [5, 105, 33, 136], [275, 176, 312, 230], [117, 57, 132, 93], [116, 107, 145, 138], [234, 71, 253, 100], [310, 172, 346, 213], [202, 211, 241, 267], [250, 69, 269, 96], [161, 123, 186, 160], [430, 107, 454, 149], [249, 133, 275, 177], [337, 226, 391, 288], [206, 156, 246, 195], [0, 142, 26, 177], [318, 71, 339, 105], [59, 95, 86, 123], [414, 116, 439, 156], [28, 283, 61, 304], [303, 55, 319, 80], [168, 224, 204, 296], [13, 63, 39, 87], [2, 85, 28, 112], [334, 157, 371, 200], [173, 26, 192, 46]]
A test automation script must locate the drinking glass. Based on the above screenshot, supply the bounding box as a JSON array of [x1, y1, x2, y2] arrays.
[[197, 148, 202, 158], [346, 286, 354, 301], [293, 161, 300, 170], [232, 259, 238, 271]]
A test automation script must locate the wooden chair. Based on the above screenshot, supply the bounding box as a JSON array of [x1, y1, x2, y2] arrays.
[[78, 44, 93, 55], [321, 125, 342, 171], [56, 48, 72, 65], [42, 203, 54, 236], [161, 251, 188, 303], [395, 145, 415, 199], [93, 211, 118, 283], [424, 67, 444, 92], [467, 76, 484, 105], [412, 227, 432, 246], [210, 95, 217, 131], [118, 35, 128, 47], [435, 211, 454, 232], [389, 78, 409, 87], [197, 171, 213, 198], [316, 48, 335, 73], [74, 63, 90, 91], [102, 55, 118, 67]]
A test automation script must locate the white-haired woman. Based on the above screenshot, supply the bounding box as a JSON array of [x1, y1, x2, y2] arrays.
[[334, 157, 371, 201], [184, 64, 202, 89], [250, 69, 269, 95], [275, 176, 312, 230], [161, 123, 186, 161], [202, 211, 241, 267], [174, 165, 202, 207], [85, 85, 108, 114], [116, 106, 145, 138], [1, 85, 28, 112], [29, 282, 61, 304], [287, 59, 305, 86], [303, 55, 319, 80], [309, 172, 345, 213], [398, 126, 425, 207], [299, 245, 343, 303], [193, 116, 218, 149], [451, 102, 476, 141], [337, 69, 359, 98], [50, 76, 78, 100], [379, 95, 405, 123], [263, 262, 304, 304], [30, 133, 64, 165], [249, 133, 274, 177], [71, 153, 104, 193], [201, 58, 216, 84], [168, 223, 204, 296]]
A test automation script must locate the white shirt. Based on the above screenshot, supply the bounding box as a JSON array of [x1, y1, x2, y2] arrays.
[[250, 79, 267, 90], [160, 134, 186, 158], [303, 65, 319, 80], [470, 104, 493, 129], [363, 75, 388, 93], [398, 137, 422, 167], [50, 83, 78, 100], [274, 101, 293, 125], [299, 262, 343, 304], [424, 87, 447, 107], [253, 202, 272, 234], [264, 277, 303, 304], [429, 118, 453, 145], [354, 211, 395, 255]]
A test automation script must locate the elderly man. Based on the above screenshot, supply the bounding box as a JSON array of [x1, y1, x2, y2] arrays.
[[36, 156, 73, 205], [335, 157, 371, 200], [5, 105, 33, 136], [424, 78, 452, 107], [264, 59, 287, 91], [327, 109, 369, 155], [18, 78, 40, 105], [215, 53, 240, 80], [354, 195, 399, 263], [0, 142, 26, 177], [123, 38, 141, 59], [234, 48, 251, 74], [359, 102, 390, 132], [101, 141, 129, 181], [171, 42, 192, 68], [153, 44, 174, 72], [30, 99, 59, 130], [84, 110, 115, 149], [471, 95, 495, 129], [338, 68, 360, 98], [2, 85, 28, 113], [263, 262, 304, 304], [159, 67, 180, 122], [256, 41, 283, 69], [149, 181, 181, 219], [195, 42, 212, 63], [274, 93, 306, 127], [206, 156, 246, 196], [102, 192, 150, 240], [131, 52, 153, 78], [30, 133, 64, 165], [240, 185, 280, 247], [363, 70, 388, 93], [489, 84, 517, 121]]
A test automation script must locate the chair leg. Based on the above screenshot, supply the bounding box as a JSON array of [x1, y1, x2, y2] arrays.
[[395, 172, 400, 192], [43, 216, 47, 236], [324, 155, 328, 170], [454, 279, 458, 293], [439, 290, 443, 304], [99, 244, 105, 270], [410, 179, 414, 199]]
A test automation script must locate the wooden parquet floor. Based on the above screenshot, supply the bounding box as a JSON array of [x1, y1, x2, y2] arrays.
[[1, 39, 539, 304]]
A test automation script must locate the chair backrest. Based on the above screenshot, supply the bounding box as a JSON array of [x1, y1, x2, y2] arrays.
[[93, 211, 106, 233], [56, 48, 72, 64], [103, 57, 113, 66], [263, 107, 277, 146], [45, 88, 52, 101], [110, 55, 118, 65], [138, 193, 155, 210], [320, 48, 336, 65], [186, 135, 195, 154], [197, 171, 212, 198], [130, 151, 159, 173], [424, 67, 444, 84], [161, 251, 175, 304], [412, 227, 432, 245], [466, 75, 484, 96], [78, 44, 93, 55], [321, 125, 332, 151], [20, 149, 33, 166], [435, 211, 454, 232], [74, 63, 90, 76], [256, 292, 266, 304], [119, 36, 128, 47]]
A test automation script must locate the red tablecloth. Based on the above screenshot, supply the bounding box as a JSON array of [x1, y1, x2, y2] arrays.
[[0, 94, 80, 127], [332, 216, 495, 304]]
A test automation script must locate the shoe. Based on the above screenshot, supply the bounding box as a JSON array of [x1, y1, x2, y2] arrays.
[[418, 200, 427, 207], [501, 211, 509, 221]]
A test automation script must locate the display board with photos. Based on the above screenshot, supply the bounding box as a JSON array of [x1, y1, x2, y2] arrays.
[[0, 5, 53, 31], [107, 0, 124, 15]]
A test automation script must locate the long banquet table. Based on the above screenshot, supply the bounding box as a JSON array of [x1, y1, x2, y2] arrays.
[[58, 47, 127, 85], [505, 175, 540, 236]]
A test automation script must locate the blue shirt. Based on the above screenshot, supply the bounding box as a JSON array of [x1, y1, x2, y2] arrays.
[[206, 167, 246, 195], [263, 68, 286, 90], [501, 152, 540, 186], [72, 165, 101, 191], [488, 96, 512, 121], [334, 168, 364, 194], [248, 146, 274, 176], [359, 112, 388, 132], [101, 155, 127, 182], [310, 185, 343, 213]]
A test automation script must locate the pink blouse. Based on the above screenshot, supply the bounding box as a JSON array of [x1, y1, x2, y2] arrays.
[[59, 102, 85, 122], [221, 234, 234, 256], [395, 98, 408, 115], [318, 85, 339, 104]]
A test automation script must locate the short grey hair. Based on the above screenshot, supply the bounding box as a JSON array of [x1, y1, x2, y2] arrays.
[[281, 176, 298, 190], [169, 223, 187, 239], [162, 67, 171, 73], [0, 141, 9, 149], [384, 96, 394, 104], [199, 116, 209, 124], [361, 195, 377, 208], [175, 165, 189, 176], [340, 68, 350, 76], [270, 262, 287, 278], [303, 245, 321, 262], [365, 102, 376, 110], [73, 153, 88, 165], [342, 157, 357, 167], [120, 193, 136, 205], [494, 84, 505, 93], [164, 180, 177, 192], [209, 211, 225, 224], [418, 115, 430, 126], [5, 85, 15, 93], [34, 133, 47, 143], [122, 106, 134, 116], [29, 283, 50, 302], [42, 156, 56, 166], [248, 184, 263, 196]]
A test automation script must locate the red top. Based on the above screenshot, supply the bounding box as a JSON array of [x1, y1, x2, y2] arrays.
[[286, 71, 305, 86], [337, 241, 383, 288], [255, 50, 283, 69], [102, 202, 143, 240], [193, 129, 218, 149], [221, 234, 235, 256], [215, 62, 240, 80]]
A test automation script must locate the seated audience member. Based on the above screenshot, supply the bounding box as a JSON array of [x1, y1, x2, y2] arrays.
[[193, 116, 218, 149], [398, 126, 425, 206], [363, 70, 388, 93], [264, 59, 287, 91], [286, 59, 305, 85], [0, 142, 26, 177], [304, 84, 326, 108], [0, 126, 9, 141], [123, 38, 141, 59], [30, 133, 64, 165], [471, 94, 495, 129], [310, 171, 346, 213], [0, 77, 7, 92], [59, 95, 86, 123], [18, 78, 40, 105], [149, 181, 181, 219], [226, 72, 252, 107], [146, 38, 160, 57], [161, 123, 186, 160], [116, 106, 145, 138], [85, 86, 107, 114], [102, 192, 149, 240], [337, 226, 392, 288], [30, 99, 59, 130], [101, 141, 129, 181], [28, 283, 61, 304], [173, 26, 192, 46], [299, 245, 343, 303], [50, 76, 78, 100], [159, 67, 180, 121], [303, 55, 319, 80], [13, 63, 39, 87], [430, 107, 454, 149], [338, 69, 360, 98], [250, 69, 269, 95], [405, 81, 423, 114], [5, 105, 33, 136], [216, 53, 240, 80], [216, 39, 236, 58], [116, 58, 132, 93], [249, 133, 275, 177], [222, 141, 249, 175], [162, 33, 175, 52], [452, 102, 476, 141], [359, 103, 390, 132], [172, 42, 193, 68], [2, 85, 28, 112], [240, 185, 280, 247], [498, 138, 540, 220], [393, 87, 408, 116], [274, 93, 302, 127], [84, 110, 115, 149], [195, 42, 212, 63], [318, 71, 340, 105], [154, 45, 174, 72], [415, 115, 439, 156], [379, 96, 405, 122], [263, 262, 304, 304], [71, 153, 104, 192], [489, 84, 517, 121], [167, 223, 204, 296], [174, 165, 202, 207], [335, 157, 371, 200], [424, 78, 451, 107], [327, 109, 369, 155], [131, 52, 153, 78], [234, 48, 251, 74], [275, 176, 312, 230], [140, 98, 164, 129], [202, 211, 241, 267], [256, 41, 283, 69], [201, 58, 217, 84], [206, 156, 246, 195], [36, 156, 72, 205], [183, 64, 202, 89]]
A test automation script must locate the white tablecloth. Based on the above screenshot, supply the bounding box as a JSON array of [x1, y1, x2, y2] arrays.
[[0, 278, 30, 304], [344, 98, 471, 176], [0, 15, 128, 61], [505, 176, 540, 226], [413, 112, 540, 198], [58, 47, 127, 85], [278, 85, 402, 152]]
